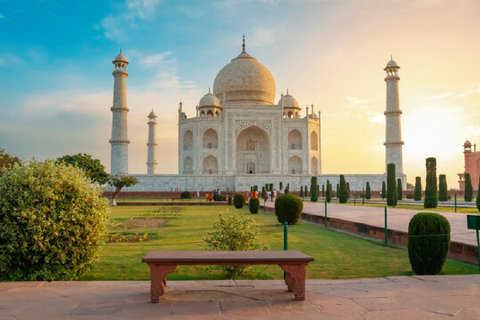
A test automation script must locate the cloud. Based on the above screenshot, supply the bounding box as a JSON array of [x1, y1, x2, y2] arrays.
[[100, 15, 126, 41], [126, 0, 161, 20], [0, 13, 4, 18], [0, 53, 23, 66], [343, 95, 372, 105], [428, 92, 454, 100]]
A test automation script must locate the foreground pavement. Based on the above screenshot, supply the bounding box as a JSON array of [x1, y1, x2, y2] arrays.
[[2, 276, 480, 319]]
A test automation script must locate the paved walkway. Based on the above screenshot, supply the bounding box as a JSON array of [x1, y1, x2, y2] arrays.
[[265, 201, 479, 246], [2, 276, 480, 319]]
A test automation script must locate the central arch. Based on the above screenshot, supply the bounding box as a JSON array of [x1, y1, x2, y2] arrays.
[[236, 126, 270, 174]]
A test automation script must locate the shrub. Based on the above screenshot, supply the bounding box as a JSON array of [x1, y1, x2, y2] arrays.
[[424, 157, 438, 208], [381, 181, 386, 199], [408, 212, 450, 275], [465, 173, 473, 202], [204, 208, 261, 278], [228, 196, 232, 205], [180, 191, 191, 199], [300, 186, 304, 198], [310, 177, 318, 202], [386, 164, 397, 206], [305, 185, 308, 197], [414, 176, 422, 201], [218, 194, 226, 201], [249, 198, 260, 214], [0, 160, 109, 281], [326, 180, 332, 203], [339, 175, 349, 204], [365, 182, 371, 200], [275, 194, 303, 225], [321, 185, 325, 197], [233, 193, 246, 208], [438, 174, 448, 201], [397, 179, 403, 201]]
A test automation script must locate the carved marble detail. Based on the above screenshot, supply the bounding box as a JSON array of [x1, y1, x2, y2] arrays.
[[235, 120, 272, 135]]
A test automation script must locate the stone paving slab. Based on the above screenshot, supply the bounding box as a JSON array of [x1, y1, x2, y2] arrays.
[[1, 276, 480, 319]]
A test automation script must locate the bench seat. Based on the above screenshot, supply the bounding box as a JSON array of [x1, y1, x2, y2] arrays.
[[142, 250, 314, 302]]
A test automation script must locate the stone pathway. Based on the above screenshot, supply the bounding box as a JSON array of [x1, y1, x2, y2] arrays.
[[2, 276, 480, 319]]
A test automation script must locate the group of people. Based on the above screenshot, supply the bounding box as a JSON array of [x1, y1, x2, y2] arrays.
[[245, 189, 278, 202], [205, 188, 221, 202]]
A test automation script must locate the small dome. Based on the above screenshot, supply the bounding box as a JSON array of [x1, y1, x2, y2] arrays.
[[278, 93, 299, 108], [464, 139, 472, 148], [386, 59, 398, 68], [148, 110, 156, 118], [199, 91, 221, 107]]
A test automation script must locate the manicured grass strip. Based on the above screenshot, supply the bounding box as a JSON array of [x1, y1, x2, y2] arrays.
[[79, 205, 478, 281]]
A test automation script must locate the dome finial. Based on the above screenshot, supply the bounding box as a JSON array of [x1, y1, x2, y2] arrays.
[[286, 88, 289, 95], [208, 87, 211, 94], [242, 34, 246, 52]]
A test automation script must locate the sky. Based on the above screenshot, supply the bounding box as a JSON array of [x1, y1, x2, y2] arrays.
[[1, 0, 480, 188]]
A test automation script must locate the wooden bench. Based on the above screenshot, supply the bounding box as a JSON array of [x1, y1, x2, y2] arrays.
[[142, 250, 314, 302]]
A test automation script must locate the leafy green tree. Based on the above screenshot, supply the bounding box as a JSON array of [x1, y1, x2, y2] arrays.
[[339, 175, 349, 203], [57, 153, 109, 184], [397, 179, 403, 201], [108, 174, 139, 201], [424, 157, 438, 208], [365, 182, 371, 200], [310, 176, 318, 202], [326, 180, 332, 203], [0, 160, 109, 281], [387, 163, 397, 206], [0, 148, 22, 176], [414, 176, 422, 201], [381, 181, 386, 199], [438, 174, 448, 201], [465, 173, 473, 202], [204, 208, 262, 278]]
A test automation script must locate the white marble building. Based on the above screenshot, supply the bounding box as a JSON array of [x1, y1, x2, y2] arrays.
[[110, 40, 405, 192]]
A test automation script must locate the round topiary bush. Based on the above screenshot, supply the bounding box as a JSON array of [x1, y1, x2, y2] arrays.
[[0, 160, 109, 281], [275, 194, 303, 225], [180, 191, 191, 199], [408, 212, 450, 275], [249, 198, 260, 214], [233, 193, 246, 209]]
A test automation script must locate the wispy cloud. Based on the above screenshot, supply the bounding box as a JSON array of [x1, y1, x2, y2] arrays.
[[428, 92, 454, 100], [0, 13, 5, 18], [0, 53, 23, 66], [343, 95, 372, 105]]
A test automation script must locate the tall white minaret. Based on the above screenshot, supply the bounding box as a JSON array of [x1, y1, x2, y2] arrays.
[[109, 50, 130, 175], [384, 57, 404, 175], [146, 109, 158, 175]]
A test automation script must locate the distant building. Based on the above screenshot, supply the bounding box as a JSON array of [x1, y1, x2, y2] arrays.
[[458, 140, 480, 191]]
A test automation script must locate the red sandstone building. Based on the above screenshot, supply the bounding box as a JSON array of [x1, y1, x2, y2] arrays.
[[458, 140, 480, 191]]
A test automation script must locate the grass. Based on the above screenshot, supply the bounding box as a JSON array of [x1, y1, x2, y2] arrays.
[[79, 205, 478, 281]]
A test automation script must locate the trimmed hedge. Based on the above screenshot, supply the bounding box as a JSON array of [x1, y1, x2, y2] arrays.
[[387, 163, 397, 206], [233, 193, 246, 209], [310, 177, 318, 202], [180, 191, 191, 199], [438, 174, 448, 201], [414, 176, 422, 201], [408, 212, 450, 275], [465, 173, 473, 202], [424, 157, 438, 208], [249, 198, 260, 214], [275, 194, 303, 225]]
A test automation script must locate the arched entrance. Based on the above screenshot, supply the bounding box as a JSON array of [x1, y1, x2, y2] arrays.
[[236, 126, 270, 174]]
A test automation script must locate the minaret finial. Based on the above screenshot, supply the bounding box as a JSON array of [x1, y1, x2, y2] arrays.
[[120, 48, 122, 54], [286, 88, 289, 95], [390, 54, 392, 60], [242, 34, 246, 52]]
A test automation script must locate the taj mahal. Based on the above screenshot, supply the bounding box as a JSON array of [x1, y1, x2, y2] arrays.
[[109, 38, 405, 192]]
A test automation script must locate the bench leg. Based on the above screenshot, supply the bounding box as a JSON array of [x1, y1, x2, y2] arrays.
[[147, 264, 177, 303], [279, 264, 307, 301]]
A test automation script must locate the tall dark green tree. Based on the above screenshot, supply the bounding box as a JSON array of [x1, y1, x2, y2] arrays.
[[300, 186, 304, 198], [304, 185, 308, 198], [321, 185, 325, 197], [464, 173, 473, 202], [397, 179, 403, 201], [365, 182, 371, 200], [387, 163, 397, 206], [414, 176, 422, 201], [424, 157, 438, 208], [310, 176, 318, 202], [326, 180, 332, 203], [381, 181, 386, 199], [339, 175, 349, 203], [336, 184, 339, 198], [438, 174, 448, 201]]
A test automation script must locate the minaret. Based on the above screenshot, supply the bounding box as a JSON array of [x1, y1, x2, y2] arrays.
[[146, 109, 158, 175], [384, 57, 404, 175], [109, 50, 130, 175]]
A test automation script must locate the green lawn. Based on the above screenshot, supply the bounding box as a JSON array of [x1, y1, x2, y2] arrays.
[[79, 205, 478, 281]]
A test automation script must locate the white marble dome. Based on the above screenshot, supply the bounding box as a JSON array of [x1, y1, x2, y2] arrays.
[[278, 93, 299, 108], [213, 50, 276, 105], [386, 59, 398, 68], [199, 91, 221, 107]]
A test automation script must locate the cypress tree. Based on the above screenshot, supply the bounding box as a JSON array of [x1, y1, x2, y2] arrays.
[[326, 180, 332, 203], [321, 185, 325, 197], [346, 182, 350, 200], [438, 174, 448, 201], [310, 176, 318, 202], [365, 182, 371, 200], [414, 176, 422, 201], [387, 163, 397, 206], [381, 181, 386, 199], [339, 175, 349, 203], [465, 173, 473, 202], [424, 157, 438, 208], [305, 185, 308, 198], [397, 179, 403, 201], [300, 186, 304, 198], [336, 184, 339, 198]]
